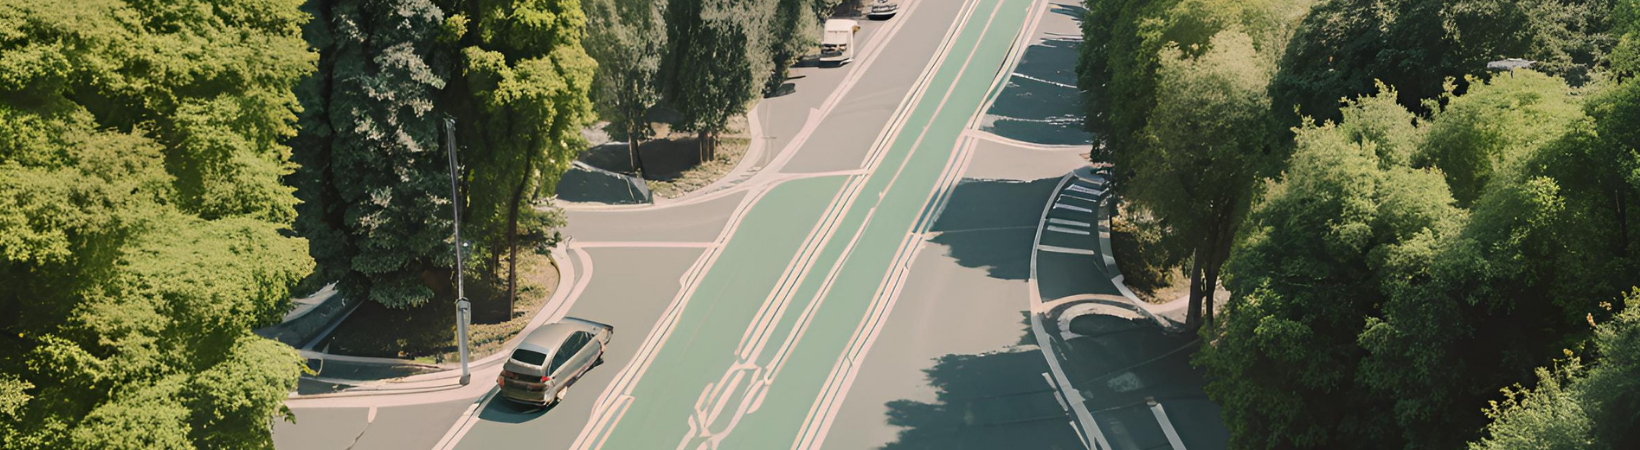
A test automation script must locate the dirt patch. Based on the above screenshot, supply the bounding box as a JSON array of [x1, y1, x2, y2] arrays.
[[580, 118, 751, 199], [315, 252, 560, 363]]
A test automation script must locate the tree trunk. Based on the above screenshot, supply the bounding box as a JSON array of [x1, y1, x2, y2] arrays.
[[698, 130, 708, 163], [1617, 188, 1630, 258], [489, 248, 502, 284], [629, 135, 647, 178], [1204, 252, 1221, 325], [1185, 253, 1203, 332], [1200, 197, 1241, 328], [504, 152, 537, 318]]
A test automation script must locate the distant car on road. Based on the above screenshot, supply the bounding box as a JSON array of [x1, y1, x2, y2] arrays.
[[497, 317, 614, 407], [868, 0, 899, 19]]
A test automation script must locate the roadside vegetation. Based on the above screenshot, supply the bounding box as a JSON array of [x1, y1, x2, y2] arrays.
[[1, 0, 849, 448], [1079, 0, 1640, 448], [0, 0, 314, 447], [318, 251, 560, 363], [580, 120, 752, 199]]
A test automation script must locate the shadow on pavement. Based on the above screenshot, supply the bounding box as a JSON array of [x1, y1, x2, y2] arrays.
[[981, 37, 1092, 147], [879, 345, 1085, 450], [476, 393, 559, 424], [928, 178, 1062, 281], [556, 161, 652, 205], [1042, 306, 1231, 449], [1048, 2, 1088, 21]]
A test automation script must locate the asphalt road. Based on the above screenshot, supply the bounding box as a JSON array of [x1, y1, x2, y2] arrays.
[[274, 0, 1229, 448], [453, 247, 705, 449]]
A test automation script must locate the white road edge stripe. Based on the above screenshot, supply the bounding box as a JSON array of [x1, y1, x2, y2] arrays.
[[1032, 174, 1111, 450], [1151, 401, 1189, 450]]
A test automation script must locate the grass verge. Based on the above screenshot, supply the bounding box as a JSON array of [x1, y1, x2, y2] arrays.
[[315, 251, 560, 364]]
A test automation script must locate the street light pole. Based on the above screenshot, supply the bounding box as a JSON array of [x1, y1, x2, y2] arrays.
[[444, 118, 471, 386]]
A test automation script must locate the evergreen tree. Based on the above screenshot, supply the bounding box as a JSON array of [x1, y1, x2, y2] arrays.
[[292, 0, 455, 309]]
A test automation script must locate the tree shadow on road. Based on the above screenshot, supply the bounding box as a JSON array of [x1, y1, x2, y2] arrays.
[[878, 341, 1084, 450], [927, 178, 1061, 281]]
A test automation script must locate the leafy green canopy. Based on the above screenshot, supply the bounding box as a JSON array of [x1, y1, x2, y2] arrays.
[[1202, 72, 1640, 449], [664, 0, 773, 159], [585, 0, 668, 173], [1200, 87, 1464, 449], [1079, 0, 1311, 329], [1077, 0, 1308, 172], [1471, 291, 1640, 450], [0, 0, 314, 448], [1271, 0, 1617, 125], [455, 0, 596, 305]]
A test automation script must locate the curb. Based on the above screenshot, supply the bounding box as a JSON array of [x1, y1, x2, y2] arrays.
[[286, 243, 581, 401]]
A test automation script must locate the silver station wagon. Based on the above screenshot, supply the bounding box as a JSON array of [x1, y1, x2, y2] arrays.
[[497, 317, 614, 407]]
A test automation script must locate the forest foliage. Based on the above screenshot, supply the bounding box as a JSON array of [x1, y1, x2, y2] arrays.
[[0, 0, 315, 447], [1079, 0, 1640, 448]]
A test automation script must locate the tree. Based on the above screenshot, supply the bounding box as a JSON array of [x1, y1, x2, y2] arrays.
[[1470, 291, 1640, 450], [765, 0, 819, 95], [1198, 88, 1465, 449], [1270, 0, 1617, 125], [664, 0, 774, 162], [1415, 71, 1585, 207], [0, 0, 313, 447], [454, 0, 597, 311], [1078, 0, 1310, 183], [585, 0, 668, 176], [1203, 72, 1640, 450], [1131, 30, 1279, 330], [291, 0, 456, 308]]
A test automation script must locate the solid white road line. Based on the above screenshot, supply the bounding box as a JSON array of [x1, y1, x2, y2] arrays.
[[568, 186, 772, 450], [664, 0, 994, 446], [1031, 174, 1111, 449], [1059, 191, 1102, 204], [1066, 184, 1104, 196], [1151, 401, 1189, 450], [432, 389, 497, 450]]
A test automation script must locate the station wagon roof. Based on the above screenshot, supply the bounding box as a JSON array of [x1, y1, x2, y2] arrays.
[[517, 318, 605, 351]]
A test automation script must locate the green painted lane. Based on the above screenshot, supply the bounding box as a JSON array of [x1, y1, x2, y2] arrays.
[[719, 1, 1034, 448], [596, 0, 1033, 447], [600, 176, 844, 449]]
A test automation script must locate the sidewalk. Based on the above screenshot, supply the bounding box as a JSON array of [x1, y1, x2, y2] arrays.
[[280, 244, 582, 408]]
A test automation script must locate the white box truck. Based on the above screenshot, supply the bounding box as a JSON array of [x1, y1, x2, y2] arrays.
[[820, 19, 859, 65]]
